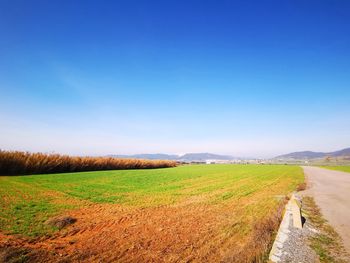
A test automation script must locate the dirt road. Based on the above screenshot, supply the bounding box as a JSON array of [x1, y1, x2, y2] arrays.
[[302, 166, 350, 252]]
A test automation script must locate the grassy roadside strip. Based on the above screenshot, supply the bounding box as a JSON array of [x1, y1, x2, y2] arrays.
[[319, 166, 350, 173], [302, 196, 349, 263]]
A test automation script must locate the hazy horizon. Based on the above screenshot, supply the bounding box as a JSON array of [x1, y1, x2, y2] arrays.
[[1, 1, 350, 158], [1, 146, 350, 159]]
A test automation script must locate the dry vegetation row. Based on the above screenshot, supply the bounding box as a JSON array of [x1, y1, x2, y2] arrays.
[[0, 151, 176, 176]]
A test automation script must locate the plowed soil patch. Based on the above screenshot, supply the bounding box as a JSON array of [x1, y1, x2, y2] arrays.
[[0, 202, 256, 262]]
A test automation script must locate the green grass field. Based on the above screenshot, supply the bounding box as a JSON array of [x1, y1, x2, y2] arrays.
[[0, 164, 303, 237], [321, 166, 350, 173]]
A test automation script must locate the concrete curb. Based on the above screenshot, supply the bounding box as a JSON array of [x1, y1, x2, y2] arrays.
[[269, 193, 303, 262]]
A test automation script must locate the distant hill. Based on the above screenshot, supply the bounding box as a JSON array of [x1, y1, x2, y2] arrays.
[[275, 147, 350, 159], [275, 151, 326, 159], [178, 153, 234, 161], [110, 154, 179, 160], [109, 153, 235, 162], [331, 148, 350, 157]]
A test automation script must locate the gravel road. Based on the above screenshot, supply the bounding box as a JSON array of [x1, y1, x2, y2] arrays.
[[302, 166, 350, 253]]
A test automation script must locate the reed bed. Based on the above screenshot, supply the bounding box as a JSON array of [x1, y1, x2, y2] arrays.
[[0, 150, 177, 176]]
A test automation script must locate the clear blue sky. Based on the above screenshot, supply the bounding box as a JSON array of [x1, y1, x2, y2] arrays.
[[0, 0, 349, 157]]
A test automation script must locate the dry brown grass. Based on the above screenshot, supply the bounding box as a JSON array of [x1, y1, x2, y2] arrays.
[[296, 182, 307, 191], [225, 199, 287, 263], [0, 150, 177, 176]]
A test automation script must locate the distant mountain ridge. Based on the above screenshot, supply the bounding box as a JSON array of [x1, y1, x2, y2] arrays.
[[113, 154, 179, 160], [178, 153, 235, 161], [275, 147, 350, 159], [109, 153, 235, 162]]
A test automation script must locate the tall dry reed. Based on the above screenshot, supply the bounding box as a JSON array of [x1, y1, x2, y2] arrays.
[[0, 150, 177, 176]]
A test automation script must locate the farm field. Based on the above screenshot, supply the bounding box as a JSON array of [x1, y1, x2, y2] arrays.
[[0, 164, 303, 262], [321, 166, 350, 173]]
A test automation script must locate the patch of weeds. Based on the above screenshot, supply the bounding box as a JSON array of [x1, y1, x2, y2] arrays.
[[0, 247, 29, 263], [303, 196, 349, 263], [311, 234, 337, 262], [296, 182, 306, 191], [46, 216, 77, 230], [221, 192, 234, 200], [1, 200, 75, 237]]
